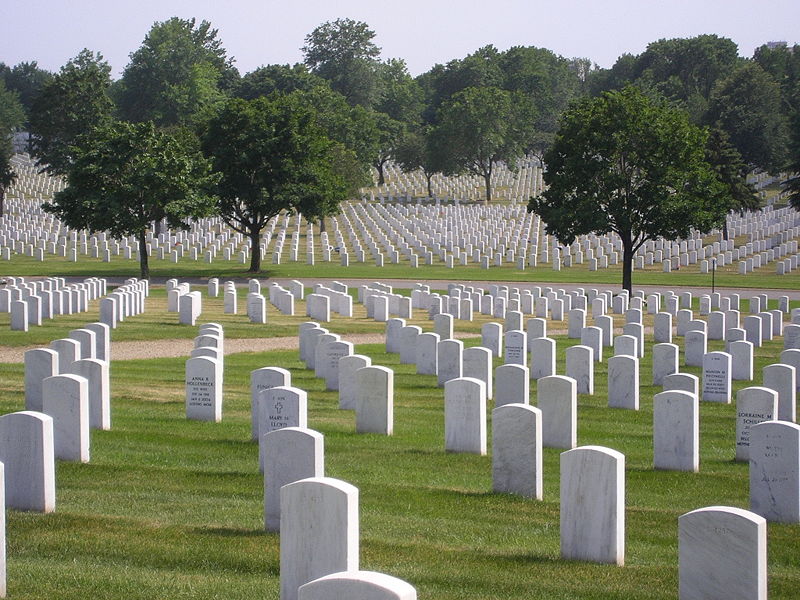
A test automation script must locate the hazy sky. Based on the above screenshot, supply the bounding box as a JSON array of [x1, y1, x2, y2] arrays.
[[2, 0, 798, 78]]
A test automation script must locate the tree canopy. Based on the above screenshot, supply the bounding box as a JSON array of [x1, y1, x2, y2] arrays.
[[199, 95, 352, 272], [435, 86, 536, 203], [42, 121, 218, 278], [117, 17, 236, 127], [28, 49, 114, 175], [0, 79, 25, 216], [0, 61, 52, 124], [302, 18, 382, 108], [529, 86, 727, 292]]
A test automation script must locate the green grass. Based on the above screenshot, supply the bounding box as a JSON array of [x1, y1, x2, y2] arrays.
[[0, 291, 798, 599], [4, 246, 800, 290]]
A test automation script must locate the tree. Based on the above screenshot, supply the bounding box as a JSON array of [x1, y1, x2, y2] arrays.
[[0, 61, 53, 124], [0, 79, 25, 216], [117, 17, 236, 127], [435, 86, 536, 203], [235, 63, 326, 100], [394, 126, 447, 197], [28, 50, 114, 175], [784, 108, 800, 211], [706, 61, 788, 172], [42, 121, 217, 279], [302, 18, 382, 107], [529, 86, 726, 293], [704, 126, 760, 238], [200, 96, 352, 272]]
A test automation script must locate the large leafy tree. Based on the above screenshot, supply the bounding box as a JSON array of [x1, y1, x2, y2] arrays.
[[435, 86, 536, 203], [200, 96, 352, 272], [42, 121, 217, 279], [28, 50, 114, 175], [705, 126, 760, 238], [784, 108, 800, 212], [706, 61, 789, 172], [395, 125, 448, 198], [302, 18, 382, 108], [235, 63, 326, 100], [529, 86, 726, 293], [0, 61, 53, 124], [0, 79, 25, 216], [117, 17, 236, 127]]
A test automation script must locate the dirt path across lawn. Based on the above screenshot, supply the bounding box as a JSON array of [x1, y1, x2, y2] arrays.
[[0, 331, 483, 364]]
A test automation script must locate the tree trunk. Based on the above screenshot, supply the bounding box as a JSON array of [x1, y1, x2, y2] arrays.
[[319, 218, 327, 233], [621, 234, 634, 294], [377, 162, 385, 186], [0, 184, 5, 217], [138, 230, 150, 280], [248, 228, 262, 273], [722, 219, 729, 241], [483, 163, 493, 204], [154, 220, 162, 238], [426, 173, 433, 198]]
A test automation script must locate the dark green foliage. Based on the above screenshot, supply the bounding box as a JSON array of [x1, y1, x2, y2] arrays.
[[200, 96, 351, 272], [28, 50, 114, 175], [0, 60, 53, 123], [302, 18, 382, 108], [707, 61, 789, 171], [0, 78, 25, 216], [435, 86, 536, 202], [705, 127, 760, 220], [784, 108, 800, 211], [529, 86, 727, 292], [234, 64, 326, 100], [395, 125, 448, 197], [117, 17, 236, 127], [42, 121, 217, 278]]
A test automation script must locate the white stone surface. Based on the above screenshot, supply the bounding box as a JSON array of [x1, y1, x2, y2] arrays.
[[444, 377, 486, 455], [185, 356, 222, 422], [560, 445, 625, 565], [0, 411, 55, 512], [42, 374, 90, 462], [492, 404, 542, 499], [763, 363, 796, 422], [415, 332, 439, 375], [566, 345, 593, 395], [298, 571, 416, 600], [494, 364, 529, 407], [736, 387, 778, 462], [67, 358, 110, 430], [537, 375, 577, 449], [652, 343, 678, 386], [463, 346, 492, 399], [503, 330, 527, 367], [653, 390, 698, 472], [437, 339, 463, 387], [338, 355, 371, 410], [607, 355, 639, 410], [24, 348, 58, 412], [731, 340, 754, 381], [280, 477, 359, 600], [679, 506, 766, 600], [749, 420, 800, 523], [264, 427, 323, 532], [251, 367, 291, 440], [355, 366, 394, 435], [702, 351, 732, 403], [529, 337, 556, 379]]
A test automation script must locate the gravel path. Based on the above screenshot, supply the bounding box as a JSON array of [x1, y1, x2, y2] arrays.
[[0, 331, 482, 364]]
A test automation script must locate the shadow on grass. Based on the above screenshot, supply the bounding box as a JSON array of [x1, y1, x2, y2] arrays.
[[198, 526, 274, 540]]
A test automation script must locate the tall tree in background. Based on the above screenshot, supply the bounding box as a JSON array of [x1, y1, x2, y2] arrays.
[[436, 86, 536, 203], [706, 61, 788, 172], [0, 61, 53, 124], [784, 108, 800, 212], [302, 18, 382, 108], [234, 63, 325, 100], [200, 96, 352, 272], [117, 17, 236, 127], [395, 125, 447, 197], [0, 79, 25, 216], [704, 127, 760, 239], [529, 86, 726, 293], [43, 121, 218, 279], [28, 49, 114, 175]]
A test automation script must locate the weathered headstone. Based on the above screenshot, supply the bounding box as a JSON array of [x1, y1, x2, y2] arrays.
[[763, 363, 796, 422], [437, 339, 463, 387], [67, 358, 110, 430], [736, 386, 779, 462], [653, 390, 698, 472], [298, 571, 416, 600], [537, 375, 577, 449], [463, 346, 492, 399], [702, 351, 732, 403], [566, 344, 594, 394], [608, 355, 639, 410], [0, 411, 55, 512], [560, 446, 625, 565], [280, 477, 359, 600], [250, 367, 291, 440], [185, 356, 222, 422], [749, 420, 800, 523], [24, 348, 58, 412], [444, 377, 487, 455], [263, 427, 324, 532], [42, 374, 90, 462], [494, 364, 529, 407], [355, 366, 394, 435], [679, 506, 766, 600], [492, 404, 542, 499]]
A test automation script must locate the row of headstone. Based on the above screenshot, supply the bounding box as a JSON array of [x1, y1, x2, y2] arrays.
[[99, 279, 148, 329], [4, 276, 106, 331]]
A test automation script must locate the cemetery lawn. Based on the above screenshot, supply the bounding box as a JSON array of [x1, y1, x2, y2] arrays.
[[4, 251, 800, 290], [0, 295, 799, 598]]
